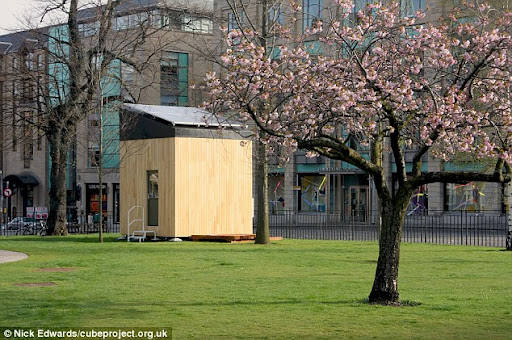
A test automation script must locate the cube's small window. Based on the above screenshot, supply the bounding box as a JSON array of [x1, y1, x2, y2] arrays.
[[147, 171, 159, 226], [148, 171, 159, 198]]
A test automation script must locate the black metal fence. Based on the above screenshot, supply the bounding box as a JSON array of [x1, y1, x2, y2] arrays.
[[255, 210, 508, 247], [0, 213, 120, 236], [1, 210, 508, 248]]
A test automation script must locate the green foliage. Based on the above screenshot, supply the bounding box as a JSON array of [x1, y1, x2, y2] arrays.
[[0, 235, 511, 338]]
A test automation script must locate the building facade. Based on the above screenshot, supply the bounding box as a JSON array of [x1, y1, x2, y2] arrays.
[[0, 0, 504, 227], [0, 0, 214, 224], [213, 0, 505, 220], [0, 30, 49, 220], [71, 1, 215, 225]]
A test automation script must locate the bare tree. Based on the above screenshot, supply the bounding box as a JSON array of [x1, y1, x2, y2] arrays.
[[201, 0, 294, 244], [1, 0, 212, 235]]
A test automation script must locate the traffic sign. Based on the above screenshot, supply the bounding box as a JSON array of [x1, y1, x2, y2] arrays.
[[3, 188, 12, 197]]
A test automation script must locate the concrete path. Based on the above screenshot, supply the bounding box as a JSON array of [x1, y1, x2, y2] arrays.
[[0, 250, 28, 264]]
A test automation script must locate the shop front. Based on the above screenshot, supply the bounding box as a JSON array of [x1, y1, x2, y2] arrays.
[[86, 183, 107, 223], [3, 174, 39, 219]]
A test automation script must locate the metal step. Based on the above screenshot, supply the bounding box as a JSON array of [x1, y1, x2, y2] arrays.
[[128, 235, 146, 242]]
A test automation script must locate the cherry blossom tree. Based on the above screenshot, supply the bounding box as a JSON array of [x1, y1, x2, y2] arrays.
[[204, 1, 512, 304]]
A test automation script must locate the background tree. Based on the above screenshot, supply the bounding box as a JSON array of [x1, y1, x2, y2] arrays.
[[6, 0, 204, 235], [27, 0, 154, 235], [204, 1, 512, 304], [205, 0, 297, 244]]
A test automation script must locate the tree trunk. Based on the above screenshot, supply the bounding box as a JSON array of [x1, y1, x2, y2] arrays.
[[368, 194, 410, 304], [255, 139, 270, 244], [506, 182, 512, 250], [47, 133, 69, 236]]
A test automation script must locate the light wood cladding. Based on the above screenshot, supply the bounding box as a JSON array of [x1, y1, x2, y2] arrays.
[[120, 136, 252, 237]]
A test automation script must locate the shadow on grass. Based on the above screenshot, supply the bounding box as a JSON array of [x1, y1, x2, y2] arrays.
[[66, 297, 422, 309], [11, 297, 422, 313], [358, 297, 422, 307]]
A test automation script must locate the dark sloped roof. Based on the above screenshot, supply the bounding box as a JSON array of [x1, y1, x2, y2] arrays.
[[0, 29, 47, 54], [123, 104, 239, 127], [120, 104, 247, 141]]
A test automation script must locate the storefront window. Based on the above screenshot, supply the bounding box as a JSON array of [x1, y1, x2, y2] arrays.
[[445, 182, 485, 212], [86, 184, 107, 220], [299, 175, 326, 212], [408, 185, 427, 215], [269, 175, 285, 213]]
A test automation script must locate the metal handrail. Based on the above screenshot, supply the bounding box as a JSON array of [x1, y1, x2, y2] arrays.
[[127, 206, 144, 242]]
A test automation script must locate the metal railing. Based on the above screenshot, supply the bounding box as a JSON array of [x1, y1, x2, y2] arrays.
[[254, 210, 508, 247], [0, 213, 121, 236], [2, 209, 508, 248]]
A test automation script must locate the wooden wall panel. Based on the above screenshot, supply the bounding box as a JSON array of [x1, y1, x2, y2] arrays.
[[173, 137, 253, 237], [120, 138, 175, 237], [121, 136, 252, 238]]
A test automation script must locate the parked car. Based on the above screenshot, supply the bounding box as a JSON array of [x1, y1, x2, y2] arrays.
[[3, 217, 36, 231]]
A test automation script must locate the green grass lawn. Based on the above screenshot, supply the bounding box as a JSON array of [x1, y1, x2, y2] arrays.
[[0, 235, 511, 339]]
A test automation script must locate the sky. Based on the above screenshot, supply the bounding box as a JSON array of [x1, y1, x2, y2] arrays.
[[0, 0, 36, 35]]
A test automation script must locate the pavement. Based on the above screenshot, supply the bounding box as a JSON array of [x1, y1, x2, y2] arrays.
[[0, 250, 28, 264]]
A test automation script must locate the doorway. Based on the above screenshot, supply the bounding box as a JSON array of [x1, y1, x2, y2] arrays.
[[349, 186, 369, 222]]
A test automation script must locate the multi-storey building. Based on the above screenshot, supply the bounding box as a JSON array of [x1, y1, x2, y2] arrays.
[[0, 29, 49, 221], [70, 0, 214, 225], [1, 0, 504, 226], [0, 0, 214, 223], [213, 0, 504, 220]]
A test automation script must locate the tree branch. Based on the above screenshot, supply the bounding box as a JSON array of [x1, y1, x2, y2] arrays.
[[411, 160, 509, 187]]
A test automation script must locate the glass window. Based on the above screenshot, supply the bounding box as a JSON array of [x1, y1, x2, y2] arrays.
[[121, 63, 136, 86], [11, 61, 17, 151], [25, 52, 36, 70], [37, 54, 44, 70], [89, 143, 100, 167], [228, 11, 245, 31], [182, 15, 213, 34], [160, 10, 182, 30], [147, 171, 159, 226], [350, 0, 372, 23], [23, 111, 34, 168], [114, 16, 129, 30], [445, 182, 486, 212], [148, 172, 159, 198], [160, 52, 188, 106], [299, 175, 327, 212], [151, 10, 162, 27], [413, 0, 425, 11], [268, 4, 283, 26], [303, 0, 323, 31], [401, 0, 425, 16], [79, 22, 99, 36], [269, 175, 285, 214], [88, 112, 100, 168]]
